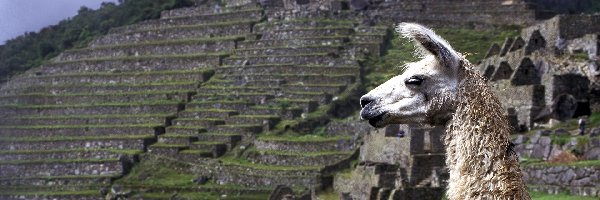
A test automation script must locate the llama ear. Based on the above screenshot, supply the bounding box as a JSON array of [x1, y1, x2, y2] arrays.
[[396, 23, 460, 68]]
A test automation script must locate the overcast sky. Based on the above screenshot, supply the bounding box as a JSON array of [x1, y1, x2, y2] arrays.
[[0, 0, 118, 45]]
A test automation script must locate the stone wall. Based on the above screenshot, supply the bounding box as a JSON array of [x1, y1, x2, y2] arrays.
[[523, 165, 600, 197]]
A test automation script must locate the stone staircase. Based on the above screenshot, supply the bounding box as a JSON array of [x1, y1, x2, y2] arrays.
[[0, 0, 387, 199]]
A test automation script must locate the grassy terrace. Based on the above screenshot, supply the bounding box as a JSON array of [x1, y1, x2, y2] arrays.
[[522, 160, 600, 168], [0, 158, 120, 165], [167, 8, 263, 19], [0, 134, 155, 142], [52, 53, 227, 64], [0, 89, 195, 97], [11, 113, 174, 119], [1, 100, 182, 108], [0, 190, 99, 196], [257, 134, 352, 142], [37, 69, 214, 78], [0, 123, 162, 129], [66, 35, 245, 51], [0, 148, 142, 155], [256, 19, 355, 27], [13, 81, 199, 90], [249, 148, 352, 157], [234, 44, 343, 51], [0, 174, 116, 181], [219, 156, 323, 171], [228, 52, 331, 59], [182, 108, 238, 113], [114, 19, 259, 33], [219, 64, 355, 68]]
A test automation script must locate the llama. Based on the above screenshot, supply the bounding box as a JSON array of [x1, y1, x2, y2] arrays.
[[359, 23, 530, 199]]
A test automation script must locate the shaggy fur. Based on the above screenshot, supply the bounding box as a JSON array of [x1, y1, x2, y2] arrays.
[[360, 23, 530, 199], [445, 61, 530, 200]]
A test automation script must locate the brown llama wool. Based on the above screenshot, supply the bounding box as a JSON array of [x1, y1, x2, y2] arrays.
[[360, 23, 530, 199]]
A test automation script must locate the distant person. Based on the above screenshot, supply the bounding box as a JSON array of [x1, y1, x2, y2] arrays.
[[578, 117, 586, 135]]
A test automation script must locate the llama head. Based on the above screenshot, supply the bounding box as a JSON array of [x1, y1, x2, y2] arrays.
[[360, 23, 465, 128]]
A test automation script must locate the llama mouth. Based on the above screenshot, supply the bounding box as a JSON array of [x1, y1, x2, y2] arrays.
[[368, 113, 386, 127]]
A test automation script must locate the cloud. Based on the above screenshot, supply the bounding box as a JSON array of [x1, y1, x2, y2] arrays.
[[0, 0, 118, 45]]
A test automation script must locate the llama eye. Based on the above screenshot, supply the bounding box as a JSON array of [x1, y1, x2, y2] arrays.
[[405, 76, 424, 85]]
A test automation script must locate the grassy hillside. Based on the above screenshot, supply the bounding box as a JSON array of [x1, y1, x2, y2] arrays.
[[0, 0, 193, 83]]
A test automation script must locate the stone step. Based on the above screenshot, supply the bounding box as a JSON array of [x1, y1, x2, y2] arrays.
[[0, 114, 172, 126], [160, 3, 260, 19], [269, 98, 319, 113], [110, 10, 262, 34], [0, 124, 163, 137], [178, 149, 214, 158], [254, 135, 356, 152], [42, 54, 222, 75], [215, 64, 359, 75], [280, 91, 332, 105], [147, 143, 189, 156], [59, 37, 239, 61], [217, 160, 323, 187], [225, 115, 280, 128], [0, 149, 139, 161], [178, 108, 239, 118], [220, 73, 356, 85], [233, 45, 342, 56], [237, 36, 349, 49], [0, 135, 154, 151], [223, 53, 340, 65], [10, 69, 214, 89], [204, 79, 285, 87], [164, 126, 207, 135], [191, 92, 274, 105], [0, 81, 199, 96], [196, 133, 242, 146], [0, 191, 103, 200], [0, 90, 194, 105], [247, 149, 354, 166], [172, 118, 225, 127], [213, 124, 264, 135], [261, 27, 354, 40], [185, 100, 253, 110], [1, 101, 183, 116], [0, 175, 115, 187], [244, 106, 302, 120], [189, 141, 228, 152], [92, 21, 255, 46], [0, 158, 123, 178], [282, 84, 346, 95], [254, 19, 355, 32], [157, 134, 198, 145]]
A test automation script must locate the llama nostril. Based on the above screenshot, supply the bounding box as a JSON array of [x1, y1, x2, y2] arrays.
[[360, 96, 374, 108]]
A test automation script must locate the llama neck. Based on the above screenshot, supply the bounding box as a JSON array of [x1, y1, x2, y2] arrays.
[[443, 69, 529, 199]]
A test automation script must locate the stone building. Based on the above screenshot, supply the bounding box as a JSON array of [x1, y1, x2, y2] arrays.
[[478, 14, 600, 130]]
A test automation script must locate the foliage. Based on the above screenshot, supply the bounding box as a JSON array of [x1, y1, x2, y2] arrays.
[[0, 0, 194, 83]]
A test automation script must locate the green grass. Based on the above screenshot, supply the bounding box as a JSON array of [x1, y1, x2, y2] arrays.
[[14, 113, 174, 119], [219, 157, 322, 171], [0, 134, 154, 142], [68, 35, 245, 51], [524, 160, 600, 167], [0, 148, 142, 155], [0, 123, 161, 129], [123, 19, 259, 32], [3, 100, 181, 109], [0, 158, 119, 165], [115, 158, 196, 187], [252, 148, 352, 157], [54, 53, 227, 64], [41, 69, 213, 77], [530, 190, 598, 200], [257, 134, 351, 142], [4, 89, 194, 97]]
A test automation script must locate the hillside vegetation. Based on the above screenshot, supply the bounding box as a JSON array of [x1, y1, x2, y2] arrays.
[[0, 0, 193, 83]]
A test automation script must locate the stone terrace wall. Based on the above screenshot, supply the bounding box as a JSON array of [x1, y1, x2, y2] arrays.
[[523, 165, 600, 197]]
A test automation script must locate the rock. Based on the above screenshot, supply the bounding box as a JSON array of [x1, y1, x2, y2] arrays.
[[193, 176, 210, 184], [539, 136, 552, 145], [538, 129, 552, 136], [530, 143, 551, 160], [590, 127, 600, 137], [584, 147, 600, 160], [554, 128, 569, 136], [350, 0, 370, 10], [547, 144, 564, 160], [513, 134, 528, 144]]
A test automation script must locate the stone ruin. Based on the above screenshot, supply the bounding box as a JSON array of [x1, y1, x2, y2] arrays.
[[334, 124, 447, 200], [478, 14, 600, 131]]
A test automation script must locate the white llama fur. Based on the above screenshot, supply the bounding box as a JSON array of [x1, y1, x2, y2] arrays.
[[360, 23, 530, 200]]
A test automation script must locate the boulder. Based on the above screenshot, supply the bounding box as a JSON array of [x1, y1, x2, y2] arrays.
[[584, 147, 600, 160], [554, 128, 569, 136]]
